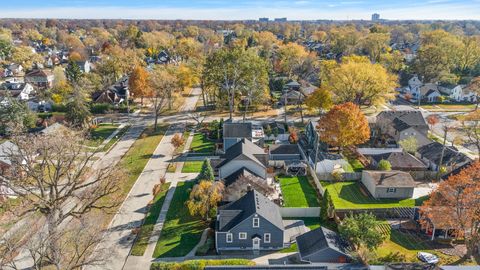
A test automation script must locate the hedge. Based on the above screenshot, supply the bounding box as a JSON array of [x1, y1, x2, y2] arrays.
[[150, 259, 255, 270]]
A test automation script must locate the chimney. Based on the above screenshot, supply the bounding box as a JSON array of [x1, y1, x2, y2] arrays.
[[247, 184, 253, 192]]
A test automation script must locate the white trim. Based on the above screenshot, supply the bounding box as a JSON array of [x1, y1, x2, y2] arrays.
[[264, 233, 271, 243], [239, 232, 247, 239], [252, 238, 260, 250], [226, 233, 233, 243], [253, 217, 260, 228]]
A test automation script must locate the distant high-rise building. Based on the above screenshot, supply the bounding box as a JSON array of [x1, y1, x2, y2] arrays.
[[274, 17, 287, 22], [371, 13, 380, 21], [259, 17, 269, 22]]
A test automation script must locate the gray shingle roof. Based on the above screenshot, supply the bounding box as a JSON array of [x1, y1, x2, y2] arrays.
[[223, 122, 252, 138], [223, 167, 263, 186], [296, 226, 350, 259], [0, 141, 18, 166], [218, 139, 267, 168], [269, 144, 300, 155], [418, 142, 472, 167], [368, 152, 427, 170], [377, 110, 428, 131], [217, 189, 283, 232], [363, 170, 415, 188]]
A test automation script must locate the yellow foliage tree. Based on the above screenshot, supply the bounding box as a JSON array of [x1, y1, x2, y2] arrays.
[[186, 180, 224, 221], [128, 65, 151, 105]]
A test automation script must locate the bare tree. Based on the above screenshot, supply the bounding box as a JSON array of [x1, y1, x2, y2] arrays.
[[462, 111, 480, 156], [0, 130, 123, 269], [149, 67, 178, 130]]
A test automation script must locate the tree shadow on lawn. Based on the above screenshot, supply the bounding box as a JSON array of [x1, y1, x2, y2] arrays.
[[156, 220, 206, 258], [297, 176, 320, 207], [337, 183, 409, 206]]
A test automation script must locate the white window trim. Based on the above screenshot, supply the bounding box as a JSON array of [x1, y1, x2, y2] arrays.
[[226, 233, 233, 243], [387, 187, 397, 193], [253, 218, 260, 228], [239, 232, 247, 240], [264, 233, 271, 243]]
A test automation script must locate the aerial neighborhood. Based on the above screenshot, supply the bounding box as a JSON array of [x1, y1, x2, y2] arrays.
[[0, 6, 480, 270]]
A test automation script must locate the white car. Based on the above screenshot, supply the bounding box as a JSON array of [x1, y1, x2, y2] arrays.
[[417, 252, 439, 264]]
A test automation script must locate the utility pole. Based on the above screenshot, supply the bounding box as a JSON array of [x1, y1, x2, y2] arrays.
[[437, 125, 449, 180], [284, 93, 288, 125]]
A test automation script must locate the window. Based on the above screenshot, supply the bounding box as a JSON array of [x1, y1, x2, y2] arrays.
[[253, 218, 260, 228], [264, 233, 271, 243], [387, 188, 397, 193], [239, 232, 247, 239], [226, 233, 233, 243]]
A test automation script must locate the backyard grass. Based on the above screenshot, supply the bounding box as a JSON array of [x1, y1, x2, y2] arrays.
[[348, 159, 364, 172], [190, 133, 215, 154], [153, 181, 208, 258], [279, 176, 320, 207], [87, 123, 120, 147], [321, 181, 418, 209], [131, 183, 171, 256], [181, 161, 203, 173]]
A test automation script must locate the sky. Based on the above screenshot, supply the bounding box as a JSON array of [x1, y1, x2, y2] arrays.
[[1, 0, 480, 20]]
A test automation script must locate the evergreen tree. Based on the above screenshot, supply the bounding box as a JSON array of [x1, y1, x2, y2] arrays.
[[66, 87, 91, 128], [0, 95, 36, 135], [65, 60, 83, 84], [197, 158, 214, 181]]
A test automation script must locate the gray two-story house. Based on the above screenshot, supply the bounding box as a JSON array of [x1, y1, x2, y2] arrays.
[[216, 189, 285, 254]]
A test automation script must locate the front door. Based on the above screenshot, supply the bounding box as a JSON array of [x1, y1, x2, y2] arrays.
[[252, 237, 260, 250]]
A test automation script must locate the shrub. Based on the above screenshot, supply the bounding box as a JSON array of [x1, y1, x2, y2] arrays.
[[51, 103, 67, 112], [377, 159, 392, 171], [90, 103, 111, 114], [150, 259, 255, 270]]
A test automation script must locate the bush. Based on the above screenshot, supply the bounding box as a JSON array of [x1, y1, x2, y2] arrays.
[[90, 103, 111, 114], [150, 259, 254, 270], [377, 159, 392, 171], [51, 103, 67, 112]]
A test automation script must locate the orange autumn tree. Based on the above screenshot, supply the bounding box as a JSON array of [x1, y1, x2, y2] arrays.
[[129, 65, 151, 106], [420, 161, 480, 258], [317, 102, 370, 150]]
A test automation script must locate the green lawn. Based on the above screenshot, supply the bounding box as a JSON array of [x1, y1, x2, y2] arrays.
[[87, 123, 120, 147], [101, 125, 130, 152], [151, 259, 255, 270], [181, 161, 203, 173], [349, 159, 364, 172], [131, 183, 171, 256], [153, 181, 208, 258], [279, 176, 320, 207], [190, 133, 215, 154], [321, 181, 418, 209]]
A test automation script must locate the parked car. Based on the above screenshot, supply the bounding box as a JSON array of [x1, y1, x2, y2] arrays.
[[417, 252, 439, 264]]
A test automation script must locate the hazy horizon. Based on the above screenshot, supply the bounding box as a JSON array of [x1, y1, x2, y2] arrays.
[[1, 0, 480, 21]]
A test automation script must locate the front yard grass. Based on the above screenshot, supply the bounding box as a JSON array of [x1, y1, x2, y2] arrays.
[[153, 181, 208, 258], [190, 133, 215, 154], [87, 123, 120, 147], [131, 183, 171, 256], [181, 161, 203, 173], [321, 181, 417, 209], [279, 176, 320, 207], [101, 125, 130, 152]]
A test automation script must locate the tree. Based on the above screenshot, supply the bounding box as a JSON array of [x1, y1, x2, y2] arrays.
[[0, 96, 36, 135], [320, 55, 398, 106], [171, 133, 185, 150], [186, 180, 224, 220], [65, 86, 91, 128], [10, 45, 43, 68], [128, 65, 151, 106], [420, 161, 480, 258], [197, 158, 215, 182], [317, 102, 370, 150], [276, 42, 310, 79], [65, 60, 83, 84], [305, 87, 333, 114], [148, 66, 177, 130], [426, 114, 440, 130], [288, 127, 298, 144], [0, 130, 122, 269], [359, 32, 390, 63], [339, 213, 385, 251], [320, 189, 333, 222], [203, 48, 268, 120], [398, 136, 418, 154], [461, 111, 480, 155], [468, 76, 480, 110], [377, 159, 392, 171]]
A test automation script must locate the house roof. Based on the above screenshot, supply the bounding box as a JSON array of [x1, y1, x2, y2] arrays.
[[223, 122, 252, 138], [40, 123, 69, 135], [420, 83, 439, 96], [296, 226, 350, 259], [217, 189, 283, 232], [223, 167, 263, 186], [285, 81, 301, 87], [367, 152, 427, 170], [218, 139, 267, 169], [25, 69, 53, 77], [418, 142, 472, 167], [269, 144, 300, 155], [363, 170, 415, 188], [377, 110, 428, 130]]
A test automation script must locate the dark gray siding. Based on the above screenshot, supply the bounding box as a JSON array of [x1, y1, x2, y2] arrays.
[[302, 248, 349, 263], [216, 214, 284, 252], [224, 138, 242, 151]]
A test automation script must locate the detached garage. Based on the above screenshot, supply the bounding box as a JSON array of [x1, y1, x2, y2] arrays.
[[296, 227, 350, 263]]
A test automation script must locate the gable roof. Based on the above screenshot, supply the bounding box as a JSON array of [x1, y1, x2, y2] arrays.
[[218, 139, 267, 168], [25, 69, 53, 78], [367, 152, 427, 170], [269, 144, 300, 155], [223, 122, 252, 138], [296, 226, 350, 259], [217, 189, 283, 232], [418, 142, 472, 167], [363, 170, 415, 188], [377, 110, 428, 130]]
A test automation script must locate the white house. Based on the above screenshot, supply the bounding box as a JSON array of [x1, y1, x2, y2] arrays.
[[0, 82, 34, 100]]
